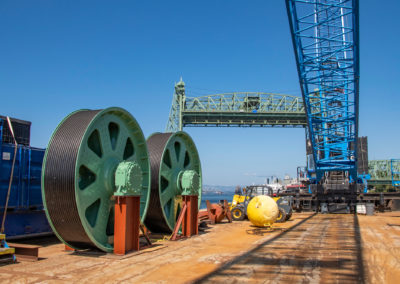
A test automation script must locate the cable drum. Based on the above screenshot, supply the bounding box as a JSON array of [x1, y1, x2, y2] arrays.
[[42, 110, 99, 248], [144, 132, 202, 233], [41, 107, 150, 252]]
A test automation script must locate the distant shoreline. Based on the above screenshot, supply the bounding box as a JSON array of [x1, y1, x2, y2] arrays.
[[202, 190, 226, 195]]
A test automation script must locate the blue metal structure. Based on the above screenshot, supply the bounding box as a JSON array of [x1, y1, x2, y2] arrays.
[[286, 0, 359, 181], [0, 117, 51, 238], [391, 159, 400, 187]]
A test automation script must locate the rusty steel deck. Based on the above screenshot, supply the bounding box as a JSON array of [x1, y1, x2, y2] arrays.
[[1, 212, 399, 283]]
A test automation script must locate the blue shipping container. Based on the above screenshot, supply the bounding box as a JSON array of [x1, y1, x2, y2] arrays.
[[0, 117, 51, 238]]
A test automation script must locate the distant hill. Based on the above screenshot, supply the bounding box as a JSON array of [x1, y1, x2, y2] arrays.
[[202, 185, 237, 193]]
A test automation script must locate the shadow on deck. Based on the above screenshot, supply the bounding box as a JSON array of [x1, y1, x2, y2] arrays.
[[193, 213, 365, 283]]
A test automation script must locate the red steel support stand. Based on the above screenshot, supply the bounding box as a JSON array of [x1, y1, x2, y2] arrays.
[[65, 245, 75, 251], [113, 196, 141, 255], [182, 195, 199, 237], [171, 195, 198, 240]]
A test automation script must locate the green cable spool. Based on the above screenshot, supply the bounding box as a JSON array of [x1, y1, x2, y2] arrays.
[[41, 107, 150, 252], [145, 132, 202, 233]]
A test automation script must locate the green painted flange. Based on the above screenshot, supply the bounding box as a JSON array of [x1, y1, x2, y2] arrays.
[[42, 107, 150, 252], [152, 131, 202, 231]]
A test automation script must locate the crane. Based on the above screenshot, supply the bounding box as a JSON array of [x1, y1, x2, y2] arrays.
[[286, 0, 363, 211]]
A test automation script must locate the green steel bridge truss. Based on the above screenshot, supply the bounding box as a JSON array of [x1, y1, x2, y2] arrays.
[[368, 159, 400, 187], [166, 79, 306, 132]]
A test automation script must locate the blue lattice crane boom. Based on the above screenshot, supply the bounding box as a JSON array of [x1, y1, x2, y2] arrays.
[[285, 0, 360, 182]]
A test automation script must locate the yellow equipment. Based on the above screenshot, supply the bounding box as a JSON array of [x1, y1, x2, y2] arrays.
[[230, 187, 257, 221], [247, 195, 279, 227], [271, 196, 293, 223], [230, 185, 293, 222], [0, 234, 15, 263]]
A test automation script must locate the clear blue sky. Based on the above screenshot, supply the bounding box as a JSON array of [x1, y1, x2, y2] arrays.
[[1, 1, 399, 186]]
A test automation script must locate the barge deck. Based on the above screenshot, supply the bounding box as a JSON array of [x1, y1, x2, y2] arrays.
[[1, 212, 399, 283]]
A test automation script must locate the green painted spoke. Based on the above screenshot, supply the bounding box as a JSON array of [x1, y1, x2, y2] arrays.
[[184, 159, 192, 170], [160, 167, 173, 180], [79, 182, 101, 209], [168, 145, 179, 167], [98, 125, 113, 154], [177, 145, 187, 168], [91, 198, 111, 243], [79, 150, 102, 173], [168, 200, 176, 224], [114, 127, 130, 158], [81, 147, 102, 164], [161, 160, 171, 170], [160, 187, 174, 207]]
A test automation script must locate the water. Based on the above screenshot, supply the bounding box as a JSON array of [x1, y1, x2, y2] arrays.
[[200, 192, 234, 209]]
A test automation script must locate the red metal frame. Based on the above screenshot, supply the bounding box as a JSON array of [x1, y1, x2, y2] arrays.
[[182, 195, 199, 237], [171, 195, 199, 240], [113, 196, 141, 255], [198, 200, 232, 224], [224, 200, 233, 223]]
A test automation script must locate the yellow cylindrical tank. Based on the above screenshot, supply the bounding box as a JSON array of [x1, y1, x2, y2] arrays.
[[247, 195, 279, 227]]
